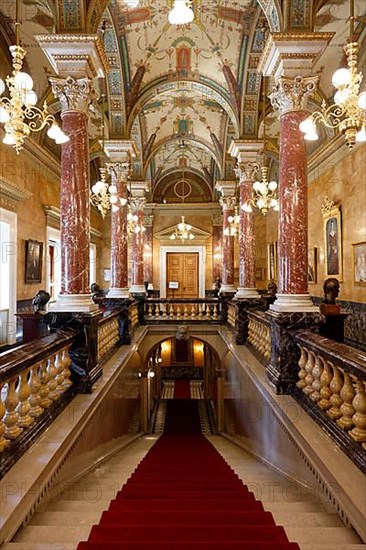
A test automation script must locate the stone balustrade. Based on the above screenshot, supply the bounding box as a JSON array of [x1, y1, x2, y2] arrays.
[[144, 299, 222, 323], [0, 330, 76, 475], [129, 302, 139, 332], [97, 312, 120, 362], [247, 311, 271, 365], [227, 303, 236, 328], [293, 330, 366, 472]]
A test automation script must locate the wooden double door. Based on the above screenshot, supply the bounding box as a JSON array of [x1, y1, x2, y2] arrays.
[[167, 253, 199, 298]]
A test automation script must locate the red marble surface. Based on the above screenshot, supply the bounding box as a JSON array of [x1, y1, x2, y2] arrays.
[[132, 209, 144, 286], [212, 225, 222, 283], [60, 111, 90, 294], [239, 181, 256, 288], [222, 208, 234, 286], [111, 177, 128, 290], [143, 226, 153, 284], [278, 110, 308, 294]]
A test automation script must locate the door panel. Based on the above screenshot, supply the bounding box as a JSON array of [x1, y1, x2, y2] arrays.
[[167, 253, 198, 298]]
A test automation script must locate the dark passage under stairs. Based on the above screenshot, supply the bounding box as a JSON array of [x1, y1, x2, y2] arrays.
[[77, 399, 300, 549]]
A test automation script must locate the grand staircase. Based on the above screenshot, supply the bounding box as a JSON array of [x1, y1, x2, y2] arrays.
[[3, 383, 364, 550]]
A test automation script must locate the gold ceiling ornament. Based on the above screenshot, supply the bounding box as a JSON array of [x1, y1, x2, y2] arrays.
[[0, 0, 69, 153], [241, 76, 278, 217], [300, 0, 366, 149], [170, 170, 195, 242]]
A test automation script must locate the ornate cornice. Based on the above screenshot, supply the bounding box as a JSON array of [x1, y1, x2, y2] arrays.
[[0, 176, 33, 202], [270, 75, 319, 115]]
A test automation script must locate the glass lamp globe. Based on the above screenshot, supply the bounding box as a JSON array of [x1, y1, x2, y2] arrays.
[[133, 214, 139, 222], [170, 234, 176, 240], [356, 126, 366, 142], [0, 78, 5, 95], [3, 133, 16, 145], [112, 205, 119, 212], [299, 117, 315, 134], [304, 131, 319, 141], [13, 71, 34, 91], [257, 198, 265, 209], [334, 88, 350, 105], [22, 89, 38, 106], [332, 68, 352, 89], [189, 233, 194, 239], [0, 106, 10, 123], [268, 180, 277, 191], [120, 197, 128, 206], [110, 195, 118, 204], [357, 91, 366, 110], [108, 184, 117, 194]]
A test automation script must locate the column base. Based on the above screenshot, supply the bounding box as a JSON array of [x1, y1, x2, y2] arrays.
[[129, 284, 147, 295], [270, 293, 319, 313], [219, 283, 237, 294], [235, 287, 261, 299], [107, 287, 130, 299], [49, 293, 99, 313]]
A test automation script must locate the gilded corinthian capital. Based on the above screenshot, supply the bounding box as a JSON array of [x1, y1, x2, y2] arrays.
[[235, 162, 259, 183], [49, 76, 98, 113], [270, 75, 319, 114]]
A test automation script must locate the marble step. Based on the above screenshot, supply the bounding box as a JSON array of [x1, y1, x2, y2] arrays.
[[39, 500, 109, 513], [13, 525, 90, 544], [270, 511, 343, 527], [299, 545, 366, 550], [2, 544, 77, 550], [285, 527, 361, 545], [29, 510, 102, 526], [264, 501, 332, 514]]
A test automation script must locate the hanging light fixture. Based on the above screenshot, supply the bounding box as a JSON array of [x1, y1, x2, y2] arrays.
[[170, 168, 195, 241], [127, 198, 146, 235], [242, 75, 278, 216], [0, 0, 69, 153], [299, 0, 366, 149], [168, 0, 194, 25], [223, 205, 240, 236]]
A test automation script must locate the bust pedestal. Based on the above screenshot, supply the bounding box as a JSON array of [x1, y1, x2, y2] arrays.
[[16, 312, 48, 343], [319, 304, 350, 343]]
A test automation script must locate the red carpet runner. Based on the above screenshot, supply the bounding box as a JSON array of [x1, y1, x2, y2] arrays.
[[173, 380, 191, 399], [77, 400, 300, 549]]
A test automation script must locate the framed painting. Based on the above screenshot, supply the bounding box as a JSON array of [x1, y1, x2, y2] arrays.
[[352, 242, 366, 286], [25, 239, 43, 283], [308, 247, 317, 284], [255, 267, 264, 280], [323, 204, 342, 280], [267, 241, 278, 281]]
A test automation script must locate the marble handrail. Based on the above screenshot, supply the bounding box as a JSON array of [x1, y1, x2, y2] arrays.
[[144, 298, 222, 322], [247, 311, 271, 365], [0, 330, 75, 455], [293, 330, 366, 465]]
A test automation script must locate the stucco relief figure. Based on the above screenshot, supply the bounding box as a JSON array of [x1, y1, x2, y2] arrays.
[[323, 277, 340, 304], [326, 217, 339, 275], [176, 325, 189, 340]]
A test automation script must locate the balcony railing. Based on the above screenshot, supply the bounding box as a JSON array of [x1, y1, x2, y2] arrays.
[[0, 330, 76, 476], [247, 310, 271, 366], [292, 329, 366, 473], [144, 299, 222, 323]]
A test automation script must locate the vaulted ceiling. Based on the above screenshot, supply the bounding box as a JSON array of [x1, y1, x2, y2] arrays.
[[0, 0, 365, 204]]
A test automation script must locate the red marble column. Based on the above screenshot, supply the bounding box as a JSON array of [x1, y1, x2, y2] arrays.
[[235, 162, 260, 299], [270, 75, 318, 312], [220, 197, 236, 293], [130, 199, 146, 294], [107, 162, 129, 298], [143, 224, 153, 286], [58, 111, 94, 310], [212, 222, 222, 285]]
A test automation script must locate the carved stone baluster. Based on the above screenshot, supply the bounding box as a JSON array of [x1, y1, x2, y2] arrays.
[[47, 354, 59, 402], [0, 381, 10, 451], [327, 365, 343, 420], [190, 305, 196, 319], [29, 362, 44, 417], [337, 371, 356, 431], [296, 345, 308, 390], [55, 350, 65, 396], [176, 304, 182, 319], [16, 367, 34, 428], [213, 303, 218, 320], [198, 304, 204, 319], [248, 319, 253, 345], [303, 349, 315, 397], [39, 359, 52, 409], [265, 326, 271, 362], [4, 376, 23, 440], [319, 358, 333, 410], [310, 354, 323, 403], [349, 380, 366, 444], [62, 346, 73, 390]]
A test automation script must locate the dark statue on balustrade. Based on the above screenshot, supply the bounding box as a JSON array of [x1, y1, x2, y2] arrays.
[[32, 290, 50, 313], [267, 279, 277, 296]]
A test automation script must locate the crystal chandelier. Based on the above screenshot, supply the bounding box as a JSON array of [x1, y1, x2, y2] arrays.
[[90, 167, 128, 218], [127, 200, 146, 235], [299, 0, 366, 149], [170, 216, 194, 241], [168, 0, 194, 25], [242, 166, 278, 216], [223, 206, 240, 236], [0, 0, 69, 153]]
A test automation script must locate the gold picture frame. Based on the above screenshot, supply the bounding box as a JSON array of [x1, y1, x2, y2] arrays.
[[323, 204, 342, 281], [267, 241, 278, 281], [352, 242, 366, 286], [308, 247, 317, 284]]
